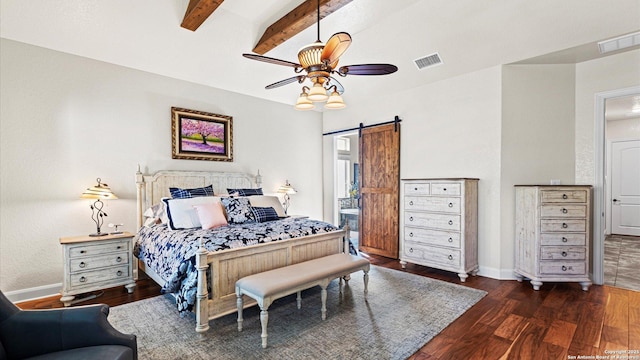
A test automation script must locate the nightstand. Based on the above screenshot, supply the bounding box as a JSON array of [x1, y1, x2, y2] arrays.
[[59, 232, 136, 306]]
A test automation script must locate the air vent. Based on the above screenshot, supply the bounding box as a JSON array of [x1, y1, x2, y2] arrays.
[[414, 52, 443, 70], [598, 31, 640, 54]]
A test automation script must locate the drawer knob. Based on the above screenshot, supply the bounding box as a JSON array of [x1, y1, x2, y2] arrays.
[[79, 276, 86, 283], [79, 262, 86, 268], [561, 265, 567, 271], [409, 232, 414, 237], [562, 194, 568, 199], [562, 208, 568, 214], [116, 256, 122, 263], [409, 201, 414, 206], [448, 220, 453, 225], [562, 223, 568, 229], [117, 246, 122, 249], [448, 237, 453, 243], [117, 270, 123, 276], [80, 250, 86, 254], [448, 255, 453, 260], [448, 202, 453, 208], [562, 237, 568, 243], [443, 188, 447, 191], [414, 187, 418, 191], [409, 216, 414, 221], [562, 251, 568, 257], [409, 248, 413, 253]]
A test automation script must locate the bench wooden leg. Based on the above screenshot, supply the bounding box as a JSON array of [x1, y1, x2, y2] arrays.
[[236, 294, 244, 331], [320, 279, 329, 320], [363, 269, 369, 298], [260, 309, 269, 348], [296, 291, 302, 309]]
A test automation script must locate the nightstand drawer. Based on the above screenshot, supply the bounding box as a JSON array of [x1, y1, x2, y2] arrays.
[[69, 241, 129, 258], [540, 233, 586, 246], [540, 246, 586, 260], [70, 265, 131, 288], [404, 227, 461, 248], [539, 262, 586, 275], [405, 196, 460, 213], [431, 183, 461, 196], [69, 252, 129, 273]]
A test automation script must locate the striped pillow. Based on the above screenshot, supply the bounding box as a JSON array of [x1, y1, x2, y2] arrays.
[[250, 206, 280, 223], [226, 188, 263, 197], [170, 185, 214, 199]]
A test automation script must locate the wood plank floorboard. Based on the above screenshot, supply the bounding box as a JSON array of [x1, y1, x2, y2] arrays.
[[16, 253, 639, 359]]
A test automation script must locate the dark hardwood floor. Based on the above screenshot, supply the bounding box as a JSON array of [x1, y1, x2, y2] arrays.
[[17, 254, 639, 359]]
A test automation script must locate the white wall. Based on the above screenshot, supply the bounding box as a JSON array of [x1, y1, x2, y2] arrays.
[[323, 66, 504, 278], [0, 39, 323, 299]]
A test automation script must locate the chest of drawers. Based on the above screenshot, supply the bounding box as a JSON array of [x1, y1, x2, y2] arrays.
[[399, 178, 479, 281], [59, 232, 136, 306], [514, 185, 592, 291]]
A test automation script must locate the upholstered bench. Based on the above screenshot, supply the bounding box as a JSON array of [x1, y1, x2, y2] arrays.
[[235, 253, 370, 348]]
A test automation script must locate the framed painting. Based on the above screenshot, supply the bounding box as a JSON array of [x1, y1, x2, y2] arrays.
[[171, 107, 233, 162]]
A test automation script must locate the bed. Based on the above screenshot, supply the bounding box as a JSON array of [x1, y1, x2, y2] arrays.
[[134, 168, 348, 333]]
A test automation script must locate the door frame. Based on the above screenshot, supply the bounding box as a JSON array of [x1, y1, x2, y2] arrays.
[[593, 85, 640, 285]]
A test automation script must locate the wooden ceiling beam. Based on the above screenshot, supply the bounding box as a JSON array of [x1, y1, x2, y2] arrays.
[[252, 0, 353, 55], [181, 0, 224, 31]]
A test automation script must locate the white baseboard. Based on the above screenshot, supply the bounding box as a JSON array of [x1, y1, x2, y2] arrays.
[[477, 266, 518, 280], [4, 283, 61, 303]]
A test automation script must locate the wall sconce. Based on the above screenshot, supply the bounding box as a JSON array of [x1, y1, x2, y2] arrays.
[[80, 178, 118, 237], [277, 180, 297, 215]]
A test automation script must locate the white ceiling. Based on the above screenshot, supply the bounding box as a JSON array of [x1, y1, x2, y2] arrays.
[[1, 0, 639, 113]]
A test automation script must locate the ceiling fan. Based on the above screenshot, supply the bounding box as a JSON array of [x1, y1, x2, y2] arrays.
[[242, 0, 398, 110]]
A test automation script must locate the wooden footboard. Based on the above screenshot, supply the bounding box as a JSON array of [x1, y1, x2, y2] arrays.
[[194, 228, 348, 332]]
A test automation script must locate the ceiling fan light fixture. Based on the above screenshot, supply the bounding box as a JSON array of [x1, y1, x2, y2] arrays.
[[298, 41, 325, 68], [294, 87, 314, 111], [307, 82, 329, 102], [324, 89, 346, 109]]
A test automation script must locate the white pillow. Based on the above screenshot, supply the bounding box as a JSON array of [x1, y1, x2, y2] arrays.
[[163, 196, 223, 230], [248, 195, 287, 218]]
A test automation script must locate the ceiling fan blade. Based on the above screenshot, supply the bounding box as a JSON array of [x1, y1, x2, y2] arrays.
[[321, 32, 352, 65], [338, 64, 398, 76], [327, 77, 345, 94], [243, 53, 301, 68], [265, 75, 306, 89]]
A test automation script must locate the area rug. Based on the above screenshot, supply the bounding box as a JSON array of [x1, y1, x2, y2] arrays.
[[109, 266, 486, 360]]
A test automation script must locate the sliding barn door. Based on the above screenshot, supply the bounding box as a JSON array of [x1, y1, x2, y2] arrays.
[[358, 123, 400, 258]]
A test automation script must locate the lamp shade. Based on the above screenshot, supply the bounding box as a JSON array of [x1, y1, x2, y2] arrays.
[[294, 93, 314, 111], [277, 180, 297, 195], [81, 178, 118, 200], [324, 90, 346, 109], [307, 83, 328, 102]]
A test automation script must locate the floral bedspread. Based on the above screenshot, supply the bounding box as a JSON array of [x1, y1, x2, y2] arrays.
[[133, 218, 341, 314]]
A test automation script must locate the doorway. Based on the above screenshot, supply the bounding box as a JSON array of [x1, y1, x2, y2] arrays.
[[334, 133, 360, 248], [595, 88, 640, 291]]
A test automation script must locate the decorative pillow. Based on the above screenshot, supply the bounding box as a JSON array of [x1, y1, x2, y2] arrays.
[[142, 203, 165, 227], [226, 188, 263, 197], [248, 195, 286, 218], [162, 196, 222, 230], [170, 185, 214, 199], [221, 197, 255, 224], [250, 206, 280, 223], [193, 202, 228, 230]]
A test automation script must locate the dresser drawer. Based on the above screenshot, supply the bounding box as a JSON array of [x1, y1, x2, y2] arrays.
[[405, 196, 460, 213], [69, 265, 131, 288], [404, 241, 461, 268], [539, 261, 586, 275], [404, 227, 461, 248], [405, 211, 460, 231], [540, 246, 586, 260], [540, 219, 586, 232], [404, 183, 430, 196], [69, 252, 129, 273], [540, 205, 586, 218], [540, 233, 586, 246], [431, 183, 461, 196], [69, 241, 130, 258], [541, 190, 587, 204]]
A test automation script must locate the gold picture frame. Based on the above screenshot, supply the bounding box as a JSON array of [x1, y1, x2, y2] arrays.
[[171, 107, 233, 162]]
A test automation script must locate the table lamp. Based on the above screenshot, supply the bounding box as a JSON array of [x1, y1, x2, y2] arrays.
[[81, 178, 118, 236], [277, 180, 297, 215]]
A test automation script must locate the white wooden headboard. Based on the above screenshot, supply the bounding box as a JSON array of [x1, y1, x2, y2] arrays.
[[135, 168, 259, 229]]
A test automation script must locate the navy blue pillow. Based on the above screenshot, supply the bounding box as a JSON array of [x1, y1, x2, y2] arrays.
[[250, 206, 279, 222], [227, 188, 263, 197], [170, 185, 214, 199]]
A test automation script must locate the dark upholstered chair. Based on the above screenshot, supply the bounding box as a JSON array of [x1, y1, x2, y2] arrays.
[[0, 290, 137, 360]]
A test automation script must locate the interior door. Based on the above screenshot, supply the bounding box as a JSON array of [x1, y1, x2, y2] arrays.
[[611, 139, 640, 236], [358, 123, 400, 258]]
